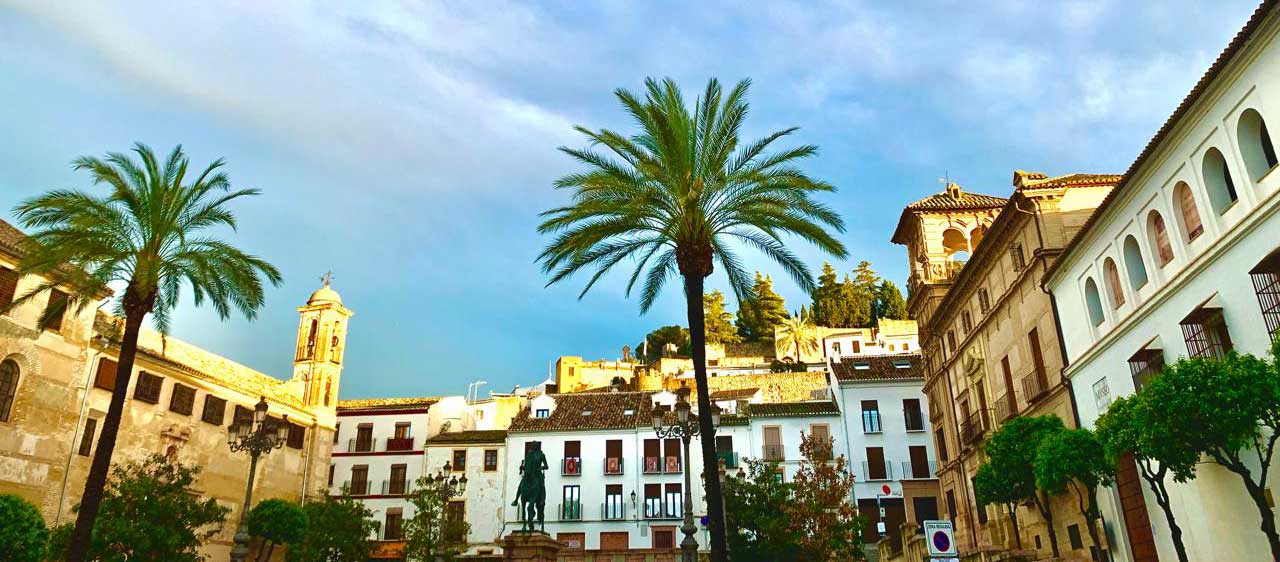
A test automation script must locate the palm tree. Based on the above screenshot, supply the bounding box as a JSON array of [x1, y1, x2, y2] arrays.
[[778, 309, 819, 362], [538, 78, 845, 560], [8, 144, 282, 561]]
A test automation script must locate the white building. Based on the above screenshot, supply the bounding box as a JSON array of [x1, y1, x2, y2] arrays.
[[423, 429, 509, 557], [823, 319, 920, 359], [1044, 4, 1280, 562]]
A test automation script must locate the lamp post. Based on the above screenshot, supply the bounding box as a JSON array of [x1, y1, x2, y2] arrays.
[[651, 387, 720, 562], [227, 396, 290, 562], [426, 462, 468, 562]]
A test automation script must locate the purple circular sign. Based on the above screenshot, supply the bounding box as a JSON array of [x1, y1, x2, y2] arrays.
[[932, 530, 952, 552]]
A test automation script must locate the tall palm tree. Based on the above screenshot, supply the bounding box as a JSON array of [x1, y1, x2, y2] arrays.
[[538, 78, 846, 559], [778, 309, 819, 362], [8, 144, 282, 561]]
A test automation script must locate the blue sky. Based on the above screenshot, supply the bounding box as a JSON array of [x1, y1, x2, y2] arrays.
[[0, 1, 1260, 399]]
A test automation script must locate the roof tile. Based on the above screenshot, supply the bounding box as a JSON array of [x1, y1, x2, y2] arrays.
[[831, 353, 924, 383]]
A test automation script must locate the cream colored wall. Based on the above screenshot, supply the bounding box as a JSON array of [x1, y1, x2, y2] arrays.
[[554, 356, 637, 393]]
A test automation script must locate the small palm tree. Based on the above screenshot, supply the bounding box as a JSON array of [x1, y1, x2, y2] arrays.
[[778, 309, 819, 362], [538, 78, 845, 559], [8, 143, 282, 561]]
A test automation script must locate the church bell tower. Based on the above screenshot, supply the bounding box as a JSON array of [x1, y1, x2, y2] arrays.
[[290, 273, 353, 419]]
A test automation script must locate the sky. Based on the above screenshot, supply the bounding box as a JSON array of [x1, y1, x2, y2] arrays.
[[0, 0, 1262, 400]]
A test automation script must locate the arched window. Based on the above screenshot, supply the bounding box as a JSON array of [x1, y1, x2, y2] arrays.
[[1085, 278, 1105, 327], [1122, 236, 1149, 290], [1147, 211, 1175, 267], [942, 228, 970, 260], [1104, 258, 1125, 309], [0, 359, 18, 422], [1238, 109, 1278, 181], [1174, 182, 1204, 242], [1202, 148, 1239, 214], [970, 225, 988, 250]]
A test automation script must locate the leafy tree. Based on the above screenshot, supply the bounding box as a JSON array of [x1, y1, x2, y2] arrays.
[[980, 415, 1066, 557], [48, 455, 229, 562], [248, 499, 308, 562], [1034, 428, 1113, 556], [0, 494, 48, 562], [1096, 395, 1191, 562], [874, 280, 906, 321], [635, 325, 691, 362], [286, 493, 376, 562], [1140, 343, 1280, 559], [973, 463, 1022, 549], [402, 475, 471, 562], [777, 310, 818, 362], [8, 144, 282, 562], [737, 273, 789, 341], [703, 290, 741, 345], [724, 459, 799, 561], [788, 433, 864, 560], [537, 77, 847, 560], [809, 263, 848, 327]]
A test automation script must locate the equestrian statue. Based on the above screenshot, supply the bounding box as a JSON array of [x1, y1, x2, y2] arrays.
[[511, 441, 549, 532]]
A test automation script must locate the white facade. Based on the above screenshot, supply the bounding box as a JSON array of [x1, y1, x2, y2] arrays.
[[1046, 6, 1280, 562], [424, 431, 509, 556]]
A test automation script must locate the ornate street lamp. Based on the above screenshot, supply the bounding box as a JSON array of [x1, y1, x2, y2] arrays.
[[228, 397, 290, 562], [427, 462, 468, 562], [651, 387, 720, 562]]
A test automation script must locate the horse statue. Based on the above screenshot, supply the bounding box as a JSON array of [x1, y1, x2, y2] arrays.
[[511, 441, 549, 532]]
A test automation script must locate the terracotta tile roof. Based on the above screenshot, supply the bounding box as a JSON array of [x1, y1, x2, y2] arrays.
[[905, 189, 1007, 212], [831, 353, 924, 383], [1048, 0, 1278, 284], [509, 391, 653, 433], [1016, 171, 1123, 190], [337, 396, 442, 410], [0, 218, 26, 259], [425, 430, 508, 445], [744, 401, 840, 418], [710, 387, 760, 401]]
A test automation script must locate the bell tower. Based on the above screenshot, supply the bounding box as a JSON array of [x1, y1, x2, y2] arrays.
[[290, 273, 353, 418]]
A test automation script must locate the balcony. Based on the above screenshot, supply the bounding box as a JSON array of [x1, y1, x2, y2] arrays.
[[643, 456, 682, 473], [993, 392, 1017, 423], [642, 500, 681, 520], [344, 479, 371, 496], [385, 437, 414, 452], [811, 443, 833, 462], [381, 479, 411, 496], [717, 451, 740, 469], [559, 502, 582, 521], [763, 444, 785, 462], [901, 460, 937, 480], [604, 457, 624, 475], [960, 412, 987, 446], [1022, 372, 1050, 404], [861, 460, 893, 481], [562, 457, 581, 476], [601, 502, 627, 521], [348, 438, 374, 453]]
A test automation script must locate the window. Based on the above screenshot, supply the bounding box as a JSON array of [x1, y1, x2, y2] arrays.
[[663, 438, 681, 472], [644, 439, 661, 473], [287, 423, 305, 449], [1029, 327, 1047, 383], [809, 424, 832, 460], [909, 445, 931, 478], [604, 485, 625, 520], [484, 449, 499, 472], [663, 483, 682, 518], [446, 501, 465, 541], [850, 340, 861, 354], [762, 426, 783, 461], [1122, 236, 1149, 290], [1203, 148, 1239, 214], [653, 527, 676, 548], [78, 418, 97, 456], [1129, 348, 1165, 392], [1104, 258, 1125, 308], [1148, 211, 1175, 267], [562, 485, 581, 520], [977, 288, 990, 313], [861, 400, 881, 433], [393, 422, 410, 439], [535, 409, 550, 419], [384, 508, 403, 540], [946, 331, 957, 353], [45, 289, 67, 332], [234, 405, 254, 424], [1239, 108, 1279, 180], [386, 464, 408, 495], [0, 267, 17, 314], [1010, 244, 1026, 271], [297, 318, 318, 361], [355, 424, 373, 452], [935, 429, 949, 462], [903, 399, 924, 431], [563, 441, 581, 475], [644, 483, 662, 518], [1175, 182, 1204, 241], [0, 359, 18, 422], [350, 465, 369, 495], [866, 447, 887, 480], [973, 478, 988, 524], [1251, 248, 1280, 339], [168, 383, 195, 415], [1181, 305, 1233, 359], [328, 465, 334, 486], [1067, 524, 1084, 550], [605, 439, 623, 474], [133, 372, 163, 404], [961, 311, 973, 334], [831, 341, 841, 356], [945, 490, 958, 522], [1085, 278, 1105, 327], [93, 358, 118, 391], [334, 423, 340, 444], [452, 449, 467, 471], [715, 435, 736, 468], [201, 395, 226, 425]]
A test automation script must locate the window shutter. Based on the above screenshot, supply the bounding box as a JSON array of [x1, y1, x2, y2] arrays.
[[0, 267, 17, 313], [94, 359, 118, 391]]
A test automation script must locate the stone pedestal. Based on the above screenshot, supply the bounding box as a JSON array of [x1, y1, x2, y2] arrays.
[[502, 531, 562, 562]]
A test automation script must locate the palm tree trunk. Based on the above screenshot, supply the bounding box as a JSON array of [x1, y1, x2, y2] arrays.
[[66, 304, 147, 561], [683, 273, 728, 561]]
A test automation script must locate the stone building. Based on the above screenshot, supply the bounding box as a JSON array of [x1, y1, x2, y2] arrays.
[[0, 218, 344, 559], [892, 174, 1119, 559]]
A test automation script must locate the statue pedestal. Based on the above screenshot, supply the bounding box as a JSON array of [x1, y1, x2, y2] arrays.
[[502, 531, 562, 562]]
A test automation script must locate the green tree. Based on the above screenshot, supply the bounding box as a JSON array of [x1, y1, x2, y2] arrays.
[[724, 459, 799, 561], [0, 494, 48, 562], [636, 325, 691, 362], [248, 499, 308, 562], [1034, 427, 1113, 556], [788, 433, 864, 560], [980, 415, 1066, 557], [1096, 395, 1191, 562], [737, 273, 789, 341], [48, 455, 229, 562], [8, 144, 281, 562], [286, 493, 377, 562], [777, 310, 818, 362], [874, 280, 906, 321], [973, 463, 1022, 550], [538, 78, 846, 560], [809, 262, 845, 327], [1140, 343, 1280, 559], [402, 475, 471, 562], [704, 290, 741, 345]]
